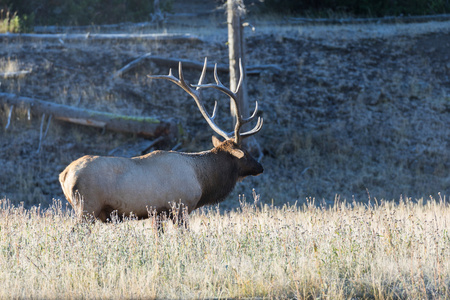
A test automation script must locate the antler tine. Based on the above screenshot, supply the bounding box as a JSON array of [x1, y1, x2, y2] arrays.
[[194, 59, 263, 144], [149, 58, 263, 144], [147, 62, 191, 93], [235, 58, 244, 94], [178, 61, 185, 84], [213, 63, 224, 87], [240, 100, 259, 124], [195, 58, 216, 120], [196, 57, 208, 88], [210, 101, 218, 120], [147, 67, 179, 85], [148, 59, 231, 141], [239, 116, 263, 138], [192, 59, 263, 144], [194, 64, 237, 98]]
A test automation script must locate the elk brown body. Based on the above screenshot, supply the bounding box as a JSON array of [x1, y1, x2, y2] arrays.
[[59, 137, 263, 221], [59, 58, 264, 222]]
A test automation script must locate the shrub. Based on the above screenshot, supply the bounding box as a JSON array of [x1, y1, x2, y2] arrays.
[[260, 0, 450, 16], [0, 0, 171, 27], [0, 8, 33, 33]]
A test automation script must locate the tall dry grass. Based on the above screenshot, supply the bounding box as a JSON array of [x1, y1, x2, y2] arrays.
[[0, 194, 449, 299]]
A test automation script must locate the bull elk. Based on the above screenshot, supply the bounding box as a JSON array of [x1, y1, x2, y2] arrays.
[[59, 58, 263, 224]]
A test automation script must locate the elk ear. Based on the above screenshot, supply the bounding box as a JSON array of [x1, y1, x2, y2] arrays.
[[212, 136, 222, 147], [231, 149, 245, 159]]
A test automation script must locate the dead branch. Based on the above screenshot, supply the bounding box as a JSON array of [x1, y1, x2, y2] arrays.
[[246, 64, 283, 74], [140, 136, 165, 154], [0, 70, 32, 79], [113, 53, 154, 78], [107, 136, 165, 157], [5, 105, 13, 129], [113, 55, 280, 78], [150, 0, 164, 24], [0, 92, 178, 138], [37, 113, 52, 153]]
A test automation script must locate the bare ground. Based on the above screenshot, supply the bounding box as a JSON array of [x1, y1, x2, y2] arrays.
[[0, 17, 449, 209]]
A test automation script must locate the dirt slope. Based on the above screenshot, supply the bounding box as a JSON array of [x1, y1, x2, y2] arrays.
[[0, 19, 449, 208]]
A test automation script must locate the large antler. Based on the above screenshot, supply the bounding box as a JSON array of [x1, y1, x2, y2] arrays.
[[148, 58, 263, 145], [148, 58, 231, 141], [193, 59, 263, 145]]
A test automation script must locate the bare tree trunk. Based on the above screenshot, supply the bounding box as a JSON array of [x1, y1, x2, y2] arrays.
[[227, 0, 249, 126], [151, 0, 164, 24], [0, 92, 177, 138], [154, 0, 161, 13], [227, 0, 262, 160]]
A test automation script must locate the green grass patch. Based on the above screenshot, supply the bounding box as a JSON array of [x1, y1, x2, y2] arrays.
[[0, 8, 33, 33]]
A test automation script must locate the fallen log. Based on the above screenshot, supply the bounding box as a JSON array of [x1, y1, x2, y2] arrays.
[[288, 13, 450, 25], [0, 92, 178, 138], [0, 33, 203, 44]]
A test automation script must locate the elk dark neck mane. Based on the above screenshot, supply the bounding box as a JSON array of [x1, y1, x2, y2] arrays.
[[187, 150, 239, 209]]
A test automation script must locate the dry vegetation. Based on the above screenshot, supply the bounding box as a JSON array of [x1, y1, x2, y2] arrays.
[[0, 3, 449, 298], [0, 195, 449, 299], [0, 19, 449, 208]]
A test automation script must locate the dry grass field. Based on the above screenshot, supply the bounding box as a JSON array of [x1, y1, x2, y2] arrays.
[[0, 5, 449, 298], [1, 195, 449, 299]]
